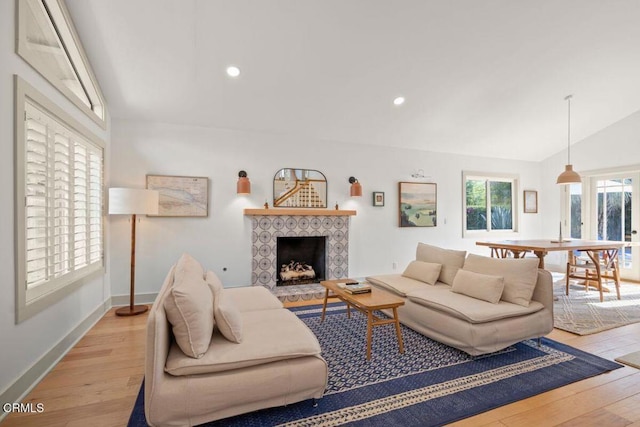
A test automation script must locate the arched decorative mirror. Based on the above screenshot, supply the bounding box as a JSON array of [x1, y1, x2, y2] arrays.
[[273, 168, 327, 208]]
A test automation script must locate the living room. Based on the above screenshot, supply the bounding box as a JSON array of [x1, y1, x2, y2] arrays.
[[2, 0, 640, 426]]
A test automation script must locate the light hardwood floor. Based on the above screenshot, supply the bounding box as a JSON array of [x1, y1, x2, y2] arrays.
[[3, 299, 640, 427]]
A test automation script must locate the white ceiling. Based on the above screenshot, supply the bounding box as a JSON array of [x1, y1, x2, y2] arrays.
[[65, 0, 640, 161]]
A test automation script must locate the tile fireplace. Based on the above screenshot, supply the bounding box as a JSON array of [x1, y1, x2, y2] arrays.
[[246, 209, 355, 290]]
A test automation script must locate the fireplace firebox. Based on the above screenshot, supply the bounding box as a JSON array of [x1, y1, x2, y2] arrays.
[[276, 236, 326, 285]]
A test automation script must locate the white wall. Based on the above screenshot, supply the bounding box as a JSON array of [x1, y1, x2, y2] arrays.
[[110, 119, 543, 297], [0, 0, 110, 404], [539, 109, 640, 267]]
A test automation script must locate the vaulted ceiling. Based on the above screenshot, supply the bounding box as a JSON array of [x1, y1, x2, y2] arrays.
[[65, 0, 640, 161]]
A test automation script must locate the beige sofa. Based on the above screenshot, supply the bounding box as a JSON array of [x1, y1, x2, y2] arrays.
[[367, 243, 554, 356], [145, 254, 328, 426]]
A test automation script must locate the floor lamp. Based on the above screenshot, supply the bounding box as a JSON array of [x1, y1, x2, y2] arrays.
[[109, 188, 159, 316]]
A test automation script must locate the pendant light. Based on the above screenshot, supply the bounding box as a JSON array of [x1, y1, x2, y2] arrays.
[[556, 94, 581, 184]]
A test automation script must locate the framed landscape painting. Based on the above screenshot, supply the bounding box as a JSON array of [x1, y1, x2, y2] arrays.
[[399, 182, 437, 227]]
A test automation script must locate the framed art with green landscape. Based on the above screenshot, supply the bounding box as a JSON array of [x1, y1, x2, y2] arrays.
[[399, 182, 437, 227]]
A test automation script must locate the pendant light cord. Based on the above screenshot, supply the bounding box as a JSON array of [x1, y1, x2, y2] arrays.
[[565, 94, 572, 164]]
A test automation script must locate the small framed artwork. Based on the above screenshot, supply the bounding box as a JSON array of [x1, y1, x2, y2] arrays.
[[146, 175, 209, 217], [524, 190, 538, 213], [372, 191, 385, 207], [399, 182, 437, 227]]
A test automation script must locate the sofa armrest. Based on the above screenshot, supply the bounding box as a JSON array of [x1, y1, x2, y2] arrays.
[[145, 265, 187, 422], [530, 269, 553, 313]]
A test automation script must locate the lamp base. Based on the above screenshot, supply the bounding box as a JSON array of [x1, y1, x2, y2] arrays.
[[115, 305, 149, 317]]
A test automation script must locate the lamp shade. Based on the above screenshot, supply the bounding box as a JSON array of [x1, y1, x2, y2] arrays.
[[556, 164, 581, 185], [237, 170, 251, 195], [350, 181, 362, 197], [349, 177, 362, 197], [237, 177, 251, 194], [109, 188, 159, 215]]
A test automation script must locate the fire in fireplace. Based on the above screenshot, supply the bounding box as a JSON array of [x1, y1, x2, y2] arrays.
[[280, 261, 316, 281], [276, 236, 326, 286]]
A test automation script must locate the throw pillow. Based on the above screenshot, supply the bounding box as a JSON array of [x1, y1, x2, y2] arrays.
[[462, 254, 539, 307], [451, 269, 505, 304], [206, 271, 243, 343], [402, 260, 442, 285], [415, 243, 466, 285], [164, 253, 214, 358]]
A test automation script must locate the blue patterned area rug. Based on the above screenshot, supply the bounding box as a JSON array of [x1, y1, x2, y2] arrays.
[[128, 303, 622, 427]]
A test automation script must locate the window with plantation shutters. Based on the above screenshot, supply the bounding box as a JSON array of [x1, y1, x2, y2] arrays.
[[16, 76, 105, 322]]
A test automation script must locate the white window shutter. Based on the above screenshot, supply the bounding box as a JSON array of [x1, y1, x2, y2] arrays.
[[23, 101, 103, 295]]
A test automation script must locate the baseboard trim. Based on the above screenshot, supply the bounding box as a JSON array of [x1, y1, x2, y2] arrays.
[[111, 292, 158, 307], [0, 299, 110, 422]]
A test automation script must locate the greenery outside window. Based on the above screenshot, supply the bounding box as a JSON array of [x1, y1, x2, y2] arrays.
[[17, 0, 107, 128], [15, 76, 105, 323], [464, 172, 518, 235], [569, 183, 582, 239]]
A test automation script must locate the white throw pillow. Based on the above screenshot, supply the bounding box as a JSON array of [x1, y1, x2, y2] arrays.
[[415, 243, 466, 285], [402, 260, 442, 285], [451, 269, 505, 304], [164, 253, 214, 358], [463, 254, 539, 307], [206, 271, 244, 343]]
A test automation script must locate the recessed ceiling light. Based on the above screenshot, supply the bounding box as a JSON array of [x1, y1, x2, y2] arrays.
[[393, 96, 405, 106], [226, 66, 241, 78]]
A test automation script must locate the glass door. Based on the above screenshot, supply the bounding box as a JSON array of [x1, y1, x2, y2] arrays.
[[569, 183, 583, 239], [590, 173, 640, 280]]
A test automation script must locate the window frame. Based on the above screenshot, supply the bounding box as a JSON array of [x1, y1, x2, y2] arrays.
[[16, 0, 107, 129], [15, 75, 105, 323], [462, 171, 519, 237]]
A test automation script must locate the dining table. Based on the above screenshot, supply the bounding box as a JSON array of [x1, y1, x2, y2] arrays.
[[475, 239, 625, 270]]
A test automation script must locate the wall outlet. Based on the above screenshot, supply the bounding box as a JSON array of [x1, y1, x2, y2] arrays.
[[392, 261, 398, 270]]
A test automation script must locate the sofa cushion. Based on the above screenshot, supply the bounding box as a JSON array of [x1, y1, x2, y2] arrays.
[[366, 274, 445, 297], [407, 286, 544, 324], [165, 308, 322, 376], [164, 253, 214, 359], [225, 286, 284, 312], [463, 254, 539, 307], [402, 260, 442, 285], [451, 269, 505, 304], [206, 271, 243, 343], [416, 243, 466, 285]]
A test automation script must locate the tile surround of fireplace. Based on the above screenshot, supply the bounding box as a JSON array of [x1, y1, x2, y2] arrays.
[[250, 214, 350, 290]]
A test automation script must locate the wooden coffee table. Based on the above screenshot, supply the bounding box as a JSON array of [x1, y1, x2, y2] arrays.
[[320, 279, 405, 360]]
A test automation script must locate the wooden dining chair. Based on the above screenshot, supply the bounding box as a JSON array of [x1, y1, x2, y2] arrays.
[[565, 249, 621, 302], [490, 247, 529, 259]]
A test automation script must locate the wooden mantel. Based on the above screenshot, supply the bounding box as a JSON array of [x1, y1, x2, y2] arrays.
[[244, 208, 356, 216]]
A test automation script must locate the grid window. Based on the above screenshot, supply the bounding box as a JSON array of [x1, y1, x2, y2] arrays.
[[464, 173, 518, 234]]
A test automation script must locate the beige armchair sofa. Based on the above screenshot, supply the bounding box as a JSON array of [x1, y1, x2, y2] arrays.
[[367, 243, 554, 356], [145, 254, 328, 426]]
